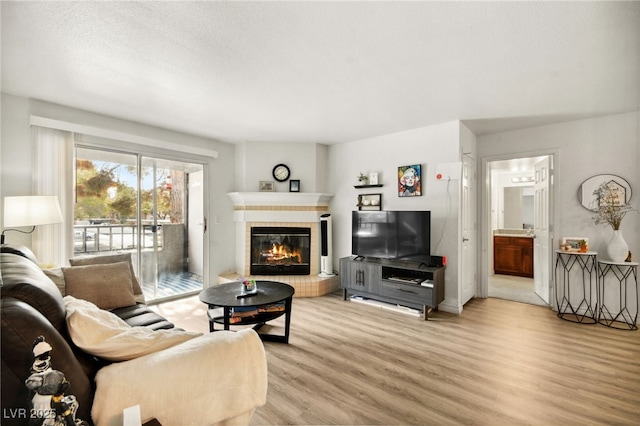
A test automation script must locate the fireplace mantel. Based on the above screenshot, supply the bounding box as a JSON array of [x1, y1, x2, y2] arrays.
[[227, 192, 333, 207]]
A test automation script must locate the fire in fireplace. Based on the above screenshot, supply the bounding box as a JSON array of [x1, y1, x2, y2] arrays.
[[250, 227, 311, 275]]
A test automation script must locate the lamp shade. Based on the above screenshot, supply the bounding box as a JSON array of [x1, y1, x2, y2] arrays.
[[3, 196, 64, 227]]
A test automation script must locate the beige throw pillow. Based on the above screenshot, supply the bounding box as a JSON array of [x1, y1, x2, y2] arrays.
[[63, 262, 136, 310], [42, 266, 66, 296], [70, 253, 145, 304], [64, 296, 202, 361]]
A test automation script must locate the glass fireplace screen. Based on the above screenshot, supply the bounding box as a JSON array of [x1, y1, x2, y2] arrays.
[[250, 226, 311, 275]]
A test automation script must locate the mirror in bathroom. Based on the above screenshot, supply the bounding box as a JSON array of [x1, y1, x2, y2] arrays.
[[503, 186, 534, 229]]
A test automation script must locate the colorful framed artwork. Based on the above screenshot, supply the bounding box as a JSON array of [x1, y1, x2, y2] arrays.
[[398, 164, 421, 197]]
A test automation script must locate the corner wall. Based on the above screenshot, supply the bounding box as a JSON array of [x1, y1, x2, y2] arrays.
[[235, 141, 327, 193]]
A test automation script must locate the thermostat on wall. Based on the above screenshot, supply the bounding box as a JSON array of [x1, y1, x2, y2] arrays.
[[435, 162, 462, 181]]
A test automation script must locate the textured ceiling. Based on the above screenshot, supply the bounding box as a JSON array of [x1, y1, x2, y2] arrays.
[[2, 1, 638, 144]]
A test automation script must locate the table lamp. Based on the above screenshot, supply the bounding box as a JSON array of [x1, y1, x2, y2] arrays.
[[1, 196, 64, 244]]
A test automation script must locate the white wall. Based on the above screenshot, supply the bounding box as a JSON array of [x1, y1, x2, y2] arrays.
[[1, 95, 32, 237], [328, 121, 463, 313], [235, 141, 326, 193]]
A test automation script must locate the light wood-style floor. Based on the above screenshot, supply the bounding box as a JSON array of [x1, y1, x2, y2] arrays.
[[152, 292, 640, 425]]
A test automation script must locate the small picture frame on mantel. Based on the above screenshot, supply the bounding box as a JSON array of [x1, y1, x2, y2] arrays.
[[259, 181, 274, 192], [289, 180, 300, 192]]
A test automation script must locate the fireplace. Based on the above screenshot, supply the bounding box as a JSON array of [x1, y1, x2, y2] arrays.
[[223, 192, 340, 296], [250, 226, 311, 275]]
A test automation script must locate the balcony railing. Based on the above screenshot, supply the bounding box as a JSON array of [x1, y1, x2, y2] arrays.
[[73, 224, 163, 254]]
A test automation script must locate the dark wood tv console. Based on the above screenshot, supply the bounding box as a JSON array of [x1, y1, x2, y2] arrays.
[[339, 256, 445, 319]]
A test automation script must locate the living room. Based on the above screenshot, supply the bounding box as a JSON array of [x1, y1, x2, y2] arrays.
[[2, 1, 639, 425]]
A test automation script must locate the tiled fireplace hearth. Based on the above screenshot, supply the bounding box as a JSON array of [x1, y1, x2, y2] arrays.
[[219, 192, 339, 297]]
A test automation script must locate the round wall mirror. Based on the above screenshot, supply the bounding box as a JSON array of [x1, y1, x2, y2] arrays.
[[578, 174, 632, 211]]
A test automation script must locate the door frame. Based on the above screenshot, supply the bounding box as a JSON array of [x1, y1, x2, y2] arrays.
[[460, 154, 476, 305], [478, 149, 559, 304]]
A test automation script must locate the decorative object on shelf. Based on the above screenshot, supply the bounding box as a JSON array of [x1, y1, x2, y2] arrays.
[[607, 231, 629, 263], [357, 193, 382, 211], [561, 237, 589, 252], [578, 174, 632, 211], [398, 164, 421, 197], [289, 179, 300, 192], [239, 278, 258, 296], [578, 239, 588, 253], [272, 164, 290, 182], [259, 181, 274, 192], [591, 179, 638, 262], [368, 172, 379, 185], [357, 172, 368, 185]]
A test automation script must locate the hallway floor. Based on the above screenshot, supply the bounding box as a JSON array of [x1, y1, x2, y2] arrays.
[[488, 274, 548, 307]]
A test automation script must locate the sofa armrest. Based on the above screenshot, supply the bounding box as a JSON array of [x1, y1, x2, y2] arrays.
[[91, 329, 267, 426]]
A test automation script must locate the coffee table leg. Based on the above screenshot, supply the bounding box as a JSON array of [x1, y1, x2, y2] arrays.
[[283, 297, 292, 344], [207, 304, 216, 332], [224, 307, 231, 330]]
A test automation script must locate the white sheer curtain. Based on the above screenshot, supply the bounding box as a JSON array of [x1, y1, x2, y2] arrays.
[[32, 126, 74, 266]]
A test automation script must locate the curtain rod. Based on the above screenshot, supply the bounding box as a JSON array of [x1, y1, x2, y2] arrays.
[[30, 115, 219, 159]]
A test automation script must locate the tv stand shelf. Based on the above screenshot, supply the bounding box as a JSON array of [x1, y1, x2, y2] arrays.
[[340, 256, 445, 319]]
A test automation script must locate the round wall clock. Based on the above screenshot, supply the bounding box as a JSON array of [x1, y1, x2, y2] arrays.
[[272, 164, 290, 182]]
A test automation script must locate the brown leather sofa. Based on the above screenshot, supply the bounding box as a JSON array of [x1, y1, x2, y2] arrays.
[[1, 244, 176, 425]]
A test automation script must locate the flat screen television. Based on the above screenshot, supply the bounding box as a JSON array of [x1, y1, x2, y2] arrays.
[[351, 210, 431, 263]]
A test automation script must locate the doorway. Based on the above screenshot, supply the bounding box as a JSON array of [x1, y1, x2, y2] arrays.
[[483, 154, 553, 307], [74, 146, 205, 302]]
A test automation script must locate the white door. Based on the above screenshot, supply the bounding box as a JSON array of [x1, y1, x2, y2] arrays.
[[534, 156, 551, 304], [461, 156, 476, 305], [188, 170, 204, 276]]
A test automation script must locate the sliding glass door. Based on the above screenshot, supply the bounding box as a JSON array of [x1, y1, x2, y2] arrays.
[[74, 146, 205, 302]]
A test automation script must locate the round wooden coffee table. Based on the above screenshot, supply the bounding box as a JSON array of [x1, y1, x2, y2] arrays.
[[199, 280, 295, 343]]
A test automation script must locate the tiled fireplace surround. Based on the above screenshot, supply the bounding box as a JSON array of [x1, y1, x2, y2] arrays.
[[218, 192, 340, 297]]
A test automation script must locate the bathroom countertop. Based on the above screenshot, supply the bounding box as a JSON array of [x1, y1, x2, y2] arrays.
[[493, 229, 534, 238]]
